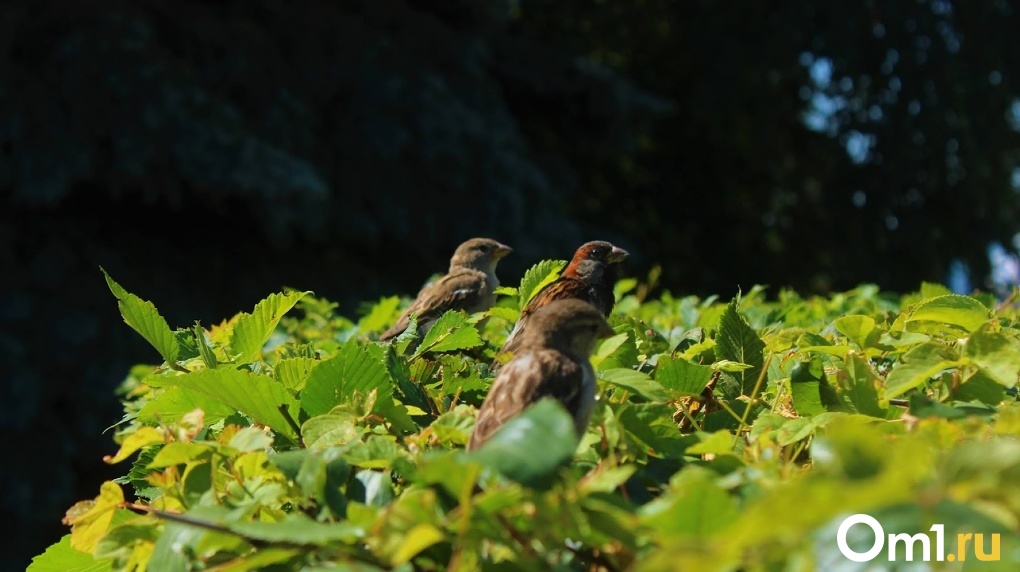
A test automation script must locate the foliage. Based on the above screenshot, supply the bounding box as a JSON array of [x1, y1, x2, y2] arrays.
[[30, 268, 1020, 571]]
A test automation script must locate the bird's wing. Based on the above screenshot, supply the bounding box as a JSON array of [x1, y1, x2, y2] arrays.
[[493, 277, 587, 366], [380, 269, 486, 341], [470, 348, 584, 449]]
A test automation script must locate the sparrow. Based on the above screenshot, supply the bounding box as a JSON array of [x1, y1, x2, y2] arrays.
[[468, 299, 615, 450], [380, 238, 513, 343], [492, 241, 628, 369]]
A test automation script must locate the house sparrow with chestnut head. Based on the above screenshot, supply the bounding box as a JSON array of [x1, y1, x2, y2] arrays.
[[468, 299, 615, 450], [380, 238, 513, 342], [492, 241, 628, 369]]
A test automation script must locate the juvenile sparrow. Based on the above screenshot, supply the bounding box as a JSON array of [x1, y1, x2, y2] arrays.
[[468, 299, 615, 450], [493, 241, 628, 369], [380, 238, 513, 343]]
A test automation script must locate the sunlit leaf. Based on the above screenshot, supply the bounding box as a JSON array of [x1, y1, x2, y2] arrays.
[[905, 294, 991, 333], [469, 399, 578, 489], [230, 290, 311, 363], [145, 368, 301, 441], [413, 310, 483, 356], [102, 268, 180, 366], [714, 298, 766, 395], [518, 259, 567, 307]]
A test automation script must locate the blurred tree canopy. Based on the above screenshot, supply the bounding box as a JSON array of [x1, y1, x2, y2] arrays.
[[3, 0, 1019, 568]]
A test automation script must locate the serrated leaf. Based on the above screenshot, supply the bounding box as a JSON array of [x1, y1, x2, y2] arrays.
[[145, 369, 301, 441], [518, 259, 567, 307], [102, 268, 180, 366], [655, 355, 715, 397], [274, 357, 319, 391], [469, 399, 578, 489], [136, 387, 237, 427], [714, 298, 766, 395], [413, 310, 483, 356], [300, 342, 393, 419], [905, 294, 991, 333], [230, 290, 311, 363], [493, 286, 518, 297]]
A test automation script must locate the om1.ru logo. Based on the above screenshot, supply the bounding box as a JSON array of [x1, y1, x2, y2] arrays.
[[838, 514, 1000, 562]]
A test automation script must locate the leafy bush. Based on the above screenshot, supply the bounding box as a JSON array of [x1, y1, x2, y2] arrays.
[[30, 266, 1020, 571]]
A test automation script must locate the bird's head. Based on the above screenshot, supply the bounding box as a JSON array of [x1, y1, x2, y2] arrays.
[[523, 299, 616, 355], [563, 240, 629, 281], [450, 238, 514, 273]]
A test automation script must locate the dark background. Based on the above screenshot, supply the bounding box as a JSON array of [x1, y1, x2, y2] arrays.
[[4, 1, 1019, 568]]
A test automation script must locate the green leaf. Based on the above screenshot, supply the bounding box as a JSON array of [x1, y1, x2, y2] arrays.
[[301, 412, 363, 449], [413, 310, 483, 356], [136, 386, 238, 427], [343, 435, 406, 469], [836, 354, 894, 417], [390, 523, 445, 566], [230, 290, 311, 363], [965, 329, 1020, 388], [228, 426, 275, 452], [493, 285, 518, 297], [469, 399, 578, 489], [518, 259, 567, 307], [789, 359, 827, 416], [600, 368, 669, 401], [905, 294, 991, 333], [486, 305, 519, 323], [358, 296, 402, 333], [714, 298, 766, 395], [884, 343, 961, 399], [640, 467, 739, 538], [145, 368, 301, 441], [300, 342, 393, 418], [655, 355, 715, 397], [686, 430, 736, 455], [101, 268, 180, 366], [147, 442, 210, 468], [616, 403, 690, 457], [919, 281, 953, 299], [592, 332, 630, 365], [833, 315, 881, 349], [28, 534, 113, 572], [273, 357, 319, 391]]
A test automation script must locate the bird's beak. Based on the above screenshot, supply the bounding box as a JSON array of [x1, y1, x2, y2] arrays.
[[494, 243, 514, 258], [598, 321, 616, 339], [607, 246, 629, 264]]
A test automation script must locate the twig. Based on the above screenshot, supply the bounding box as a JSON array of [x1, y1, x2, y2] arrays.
[[278, 405, 303, 444]]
